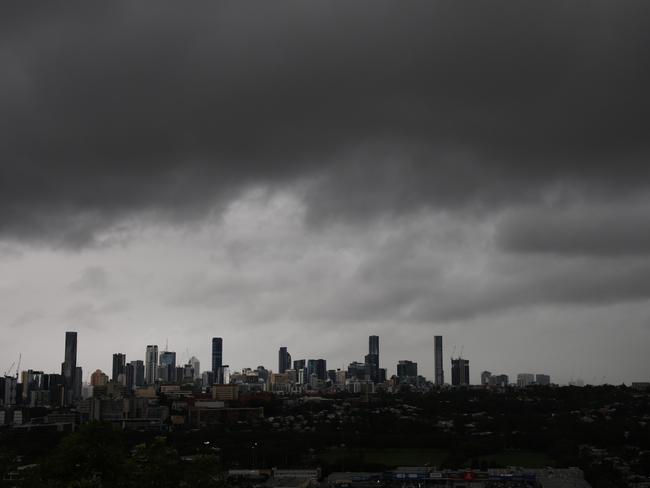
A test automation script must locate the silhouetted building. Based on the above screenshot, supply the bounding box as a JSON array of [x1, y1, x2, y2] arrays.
[[112, 353, 126, 383], [451, 358, 470, 386], [481, 370, 492, 386], [61, 331, 78, 406], [145, 345, 158, 384], [212, 337, 223, 373], [348, 361, 368, 380], [397, 360, 418, 383], [278, 347, 291, 374], [130, 360, 145, 387], [517, 373, 535, 387], [434, 336, 444, 386]]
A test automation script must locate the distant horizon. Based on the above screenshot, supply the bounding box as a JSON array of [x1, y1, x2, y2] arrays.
[[4, 330, 643, 387]]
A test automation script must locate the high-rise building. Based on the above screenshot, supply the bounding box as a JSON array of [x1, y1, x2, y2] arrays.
[[315, 359, 327, 381], [451, 358, 470, 386], [112, 353, 126, 383], [130, 360, 145, 387], [125, 362, 135, 391], [145, 345, 158, 384], [278, 347, 291, 374], [189, 356, 201, 380], [91, 369, 109, 386], [536, 374, 551, 386], [215, 365, 230, 384], [212, 338, 223, 373], [74, 366, 82, 401], [293, 359, 306, 384], [366, 335, 380, 383], [159, 351, 176, 383], [397, 360, 418, 382], [347, 361, 368, 380], [481, 370, 492, 386], [61, 331, 78, 406], [434, 336, 444, 386], [517, 373, 535, 387]]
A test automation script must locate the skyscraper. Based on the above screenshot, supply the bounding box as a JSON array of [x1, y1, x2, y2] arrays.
[[212, 337, 223, 373], [159, 351, 176, 383], [145, 345, 158, 384], [61, 331, 77, 406], [366, 335, 380, 383], [278, 347, 291, 374], [112, 353, 126, 383], [397, 360, 418, 380], [434, 336, 444, 386], [451, 358, 470, 386], [189, 356, 201, 379], [131, 360, 145, 387]]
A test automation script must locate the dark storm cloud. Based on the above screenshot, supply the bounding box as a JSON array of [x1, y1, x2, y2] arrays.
[[1, 1, 650, 245]]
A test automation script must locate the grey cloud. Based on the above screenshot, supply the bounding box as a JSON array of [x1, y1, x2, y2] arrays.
[[1, 1, 650, 245], [497, 204, 650, 256], [69, 266, 109, 292], [8, 309, 43, 329]]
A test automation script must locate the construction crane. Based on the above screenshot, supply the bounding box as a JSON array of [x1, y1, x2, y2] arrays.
[[15, 353, 21, 379], [4, 353, 21, 378], [4, 360, 15, 377]]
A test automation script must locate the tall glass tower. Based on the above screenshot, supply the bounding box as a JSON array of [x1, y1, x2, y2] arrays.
[[145, 345, 158, 384], [434, 336, 444, 386], [212, 337, 223, 373], [61, 331, 77, 406]]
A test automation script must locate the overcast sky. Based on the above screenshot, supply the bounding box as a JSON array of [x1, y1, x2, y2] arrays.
[[2, 1, 650, 385]]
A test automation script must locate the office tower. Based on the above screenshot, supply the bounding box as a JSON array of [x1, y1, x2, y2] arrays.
[[451, 358, 470, 386], [256, 366, 270, 383], [145, 345, 158, 384], [112, 353, 126, 383], [397, 360, 418, 382], [278, 347, 291, 374], [347, 361, 368, 380], [74, 367, 82, 401], [517, 373, 535, 387], [90, 369, 109, 386], [61, 331, 77, 406], [434, 336, 444, 386], [369, 335, 379, 356], [293, 359, 306, 370], [293, 359, 307, 384], [216, 365, 230, 384], [212, 337, 223, 373], [481, 371, 492, 386], [536, 374, 551, 386], [125, 363, 134, 391], [130, 360, 145, 387], [378, 368, 387, 383], [159, 351, 176, 383], [491, 374, 509, 387], [202, 370, 215, 387], [183, 363, 195, 381], [315, 359, 327, 380], [3, 376, 17, 406], [189, 356, 201, 379]]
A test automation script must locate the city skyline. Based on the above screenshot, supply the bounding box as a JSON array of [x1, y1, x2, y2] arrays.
[[2, 2, 650, 388], [2, 330, 634, 387]]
